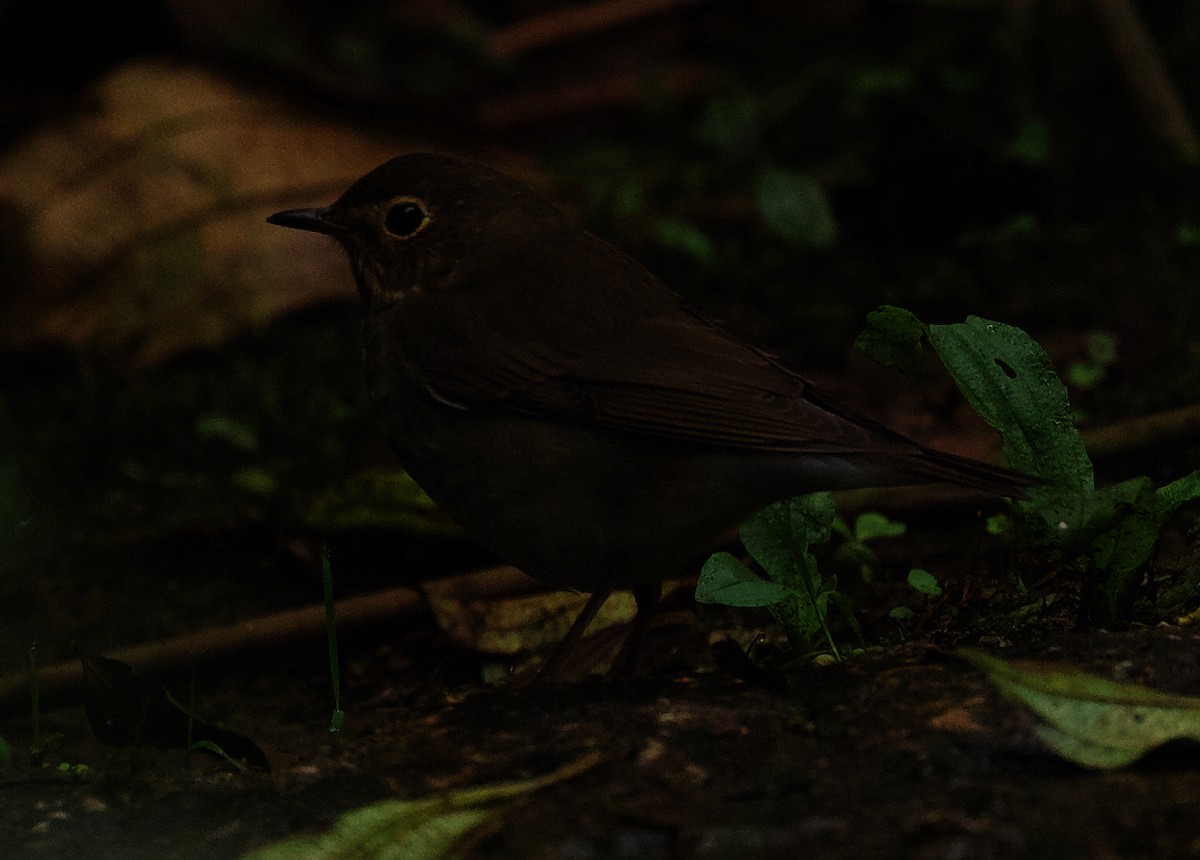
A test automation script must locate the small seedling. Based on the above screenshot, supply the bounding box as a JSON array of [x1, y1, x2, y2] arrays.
[[831, 511, 907, 582], [907, 568, 942, 596], [888, 569, 942, 630], [52, 762, 91, 779], [701, 307, 1198, 651], [859, 307, 1200, 623], [697, 493, 861, 659], [1066, 330, 1117, 390]]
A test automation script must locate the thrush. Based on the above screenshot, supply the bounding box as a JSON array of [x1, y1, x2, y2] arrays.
[[268, 152, 1028, 676]]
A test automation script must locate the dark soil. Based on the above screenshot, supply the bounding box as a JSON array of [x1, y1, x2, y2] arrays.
[[6, 619, 1200, 859]]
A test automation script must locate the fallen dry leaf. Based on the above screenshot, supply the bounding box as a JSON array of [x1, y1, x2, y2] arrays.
[[0, 59, 534, 364], [963, 648, 1200, 768]]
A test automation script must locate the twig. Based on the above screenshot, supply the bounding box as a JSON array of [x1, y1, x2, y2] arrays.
[[1092, 0, 1199, 162], [1080, 402, 1200, 462], [487, 0, 699, 59], [0, 566, 536, 716]]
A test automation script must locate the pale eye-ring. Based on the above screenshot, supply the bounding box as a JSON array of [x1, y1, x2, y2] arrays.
[[384, 199, 429, 238]]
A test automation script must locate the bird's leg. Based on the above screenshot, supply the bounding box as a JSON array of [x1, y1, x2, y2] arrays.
[[538, 588, 612, 680], [613, 584, 662, 678]]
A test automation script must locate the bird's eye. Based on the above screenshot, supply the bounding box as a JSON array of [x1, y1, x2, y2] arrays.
[[384, 199, 429, 238]]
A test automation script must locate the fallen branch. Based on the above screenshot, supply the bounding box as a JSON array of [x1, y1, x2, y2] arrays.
[[0, 566, 537, 716], [1080, 402, 1200, 463]]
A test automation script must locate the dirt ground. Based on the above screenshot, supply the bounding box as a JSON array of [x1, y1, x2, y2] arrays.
[[4, 565, 1200, 859]]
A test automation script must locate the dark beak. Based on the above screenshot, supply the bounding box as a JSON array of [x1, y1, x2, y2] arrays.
[[267, 207, 338, 235]]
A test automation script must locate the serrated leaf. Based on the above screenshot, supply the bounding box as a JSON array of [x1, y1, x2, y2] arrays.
[[927, 316, 1089, 489], [926, 316, 1102, 542], [961, 649, 1200, 768]]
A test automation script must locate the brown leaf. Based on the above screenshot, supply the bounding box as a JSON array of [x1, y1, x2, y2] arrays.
[[0, 59, 527, 364]]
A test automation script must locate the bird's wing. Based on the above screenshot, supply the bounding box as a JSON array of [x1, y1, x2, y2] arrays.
[[409, 295, 912, 456]]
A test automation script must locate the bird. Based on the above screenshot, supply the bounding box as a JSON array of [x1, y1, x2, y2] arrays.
[[268, 152, 1029, 677]]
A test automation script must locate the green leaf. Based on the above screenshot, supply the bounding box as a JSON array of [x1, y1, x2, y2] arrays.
[[654, 216, 715, 264], [927, 316, 1089, 490], [845, 65, 914, 111], [755, 168, 837, 249], [1089, 477, 1160, 620], [1067, 332, 1117, 390], [742, 494, 836, 584], [769, 589, 824, 639], [853, 305, 928, 376], [1007, 119, 1050, 164], [1084, 472, 1200, 622], [231, 467, 276, 495], [694, 92, 761, 158], [962, 649, 1200, 768], [194, 413, 259, 452], [304, 470, 462, 535], [608, 177, 646, 221], [695, 553, 786, 607], [1066, 363, 1105, 389], [889, 606, 914, 620], [246, 753, 600, 860], [732, 494, 843, 653], [985, 513, 1011, 536], [853, 511, 907, 542], [1155, 469, 1200, 512], [907, 568, 942, 596]]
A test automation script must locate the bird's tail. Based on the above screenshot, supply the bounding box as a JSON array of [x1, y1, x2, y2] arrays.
[[900, 446, 1039, 498]]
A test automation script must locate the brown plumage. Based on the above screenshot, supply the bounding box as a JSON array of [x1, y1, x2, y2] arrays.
[[269, 152, 1029, 675]]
